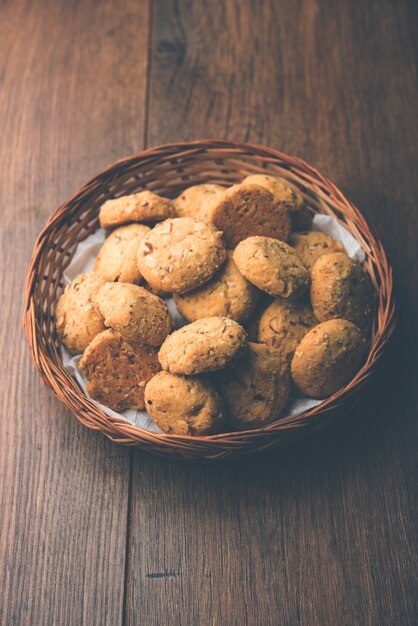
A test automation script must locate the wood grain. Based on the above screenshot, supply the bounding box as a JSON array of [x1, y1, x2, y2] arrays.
[[126, 1, 418, 625], [0, 1, 149, 624], [1, 1, 417, 625]]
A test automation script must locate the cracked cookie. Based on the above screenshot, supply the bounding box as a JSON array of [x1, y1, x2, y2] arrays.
[[93, 223, 150, 284], [207, 183, 291, 247], [97, 282, 172, 346], [289, 231, 345, 271], [55, 273, 106, 354], [80, 329, 160, 411], [258, 298, 317, 363], [215, 342, 290, 430], [233, 236, 310, 299], [174, 183, 225, 221], [173, 252, 259, 323], [242, 174, 312, 231], [158, 316, 247, 375], [144, 371, 225, 435], [137, 217, 227, 294], [99, 190, 176, 229], [310, 252, 374, 331]]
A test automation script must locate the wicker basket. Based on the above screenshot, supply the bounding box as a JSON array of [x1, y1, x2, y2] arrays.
[[23, 140, 396, 461]]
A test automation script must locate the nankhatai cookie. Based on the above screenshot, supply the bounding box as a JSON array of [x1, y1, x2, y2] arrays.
[[137, 217, 226, 294], [258, 299, 317, 363], [216, 342, 290, 430], [207, 183, 291, 247], [233, 236, 310, 299], [97, 282, 172, 346], [289, 231, 345, 271], [144, 371, 224, 435], [55, 273, 106, 354], [99, 191, 176, 229], [174, 183, 225, 220], [242, 174, 312, 231], [291, 319, 366, 397], [310, 252, 374, 331], [173, 252, 259, 323], [158, 316, 247, 375], [93, 223, 150, 284], [80, 329, 160, 411]]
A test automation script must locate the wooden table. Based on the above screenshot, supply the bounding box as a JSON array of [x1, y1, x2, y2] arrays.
[[1, 1, 417, 624]]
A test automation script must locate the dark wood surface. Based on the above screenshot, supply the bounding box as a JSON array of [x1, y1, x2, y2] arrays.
[[1, 1, 417, 624]]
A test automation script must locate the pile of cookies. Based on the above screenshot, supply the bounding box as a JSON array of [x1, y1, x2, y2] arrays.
[[55, 174, 374, 436]]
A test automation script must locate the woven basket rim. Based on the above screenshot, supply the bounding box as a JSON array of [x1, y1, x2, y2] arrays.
[[23, 139, 396, 457]]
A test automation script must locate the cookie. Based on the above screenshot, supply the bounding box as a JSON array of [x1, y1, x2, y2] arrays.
[[80, 329, 160, 411], [97, 282, 172, 346], [144, 371, 224, 435], [99, 191, 176, 229], [289, 231, 345, 271], [174, 183, 225, 220], [233, 236, 310, 299], [158, 316, 247, 375], [137, 217, 227, 294], [173, 252, 259, 323], [215, 342, 290, 430], [93, 223, 150, 284], [291, 319, 366, 398], [310, 252, 374, 331], [55, 273, 106, 354], [258, 298, 317, 363], [242, 174, 312, 230], [207, 183, 291, 247]]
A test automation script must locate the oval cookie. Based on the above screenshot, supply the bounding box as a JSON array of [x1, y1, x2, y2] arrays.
[[174, 183, 225, 220], [99, 191, 175, 229], [93, 223, 150, 284], [289, 231, 345, 271]]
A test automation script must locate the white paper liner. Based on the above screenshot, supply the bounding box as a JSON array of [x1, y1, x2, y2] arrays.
[[61, 215, 365, 432]]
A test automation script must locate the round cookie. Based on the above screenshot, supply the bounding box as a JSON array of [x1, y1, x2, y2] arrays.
[[174, 183, 225, 220], [144, 371, 224, 435], [215, 342, 290, 430], [97, 282, 172, 346], [137, 217, 227, 294], [99, 191, 176, 229], [207, 183, 291, 248], [158, 316, 247, 375], [80, 329, 160, 411], [289, 231, 345, 271], [258, 299, 317, 363], [291, 319, 366, 398], [173, 252, 259, 323], [310, 252, 374, 331], [55, 273, 106, 354], [93, 223, 150, 284], [242, 174, 312, 231], [233, 236, 310, 299]]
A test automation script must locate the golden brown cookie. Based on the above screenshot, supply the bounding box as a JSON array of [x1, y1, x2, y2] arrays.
[[174, 184, 225, 220], [93, 223, 150, 284], [173, 252, 259, 323], [215, 342, 290, 430], [97, 282, 172, 346], [144, 371, 224, 435], [55, 273, 106, 354], [242, 174, 312, 231], [258, 299, 317, 363], [207, 183, 291, 247], [158, 316, 247, 375], [310, 252, 374, 331], [137, 217, 227, 294], [80, 329, 160, 411], [99, 191, 176, 229], [291, 319, 366, 398], [233, 236, 310, 299], [289, 231, 345, 271]]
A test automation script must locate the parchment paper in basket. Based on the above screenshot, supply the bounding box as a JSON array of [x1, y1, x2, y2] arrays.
[[61, 215, 365, 431]]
